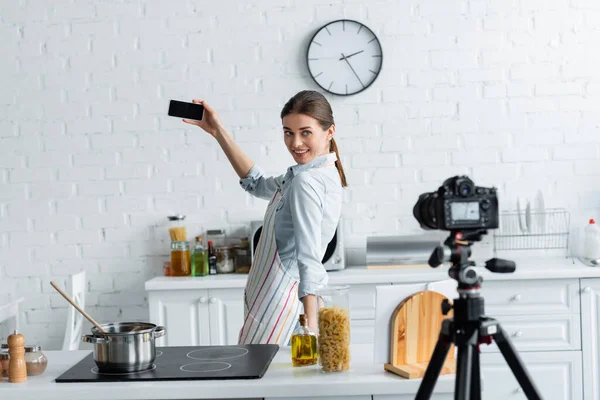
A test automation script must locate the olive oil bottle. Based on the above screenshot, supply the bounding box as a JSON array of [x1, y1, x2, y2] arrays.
[[291, 314, 318, 367]]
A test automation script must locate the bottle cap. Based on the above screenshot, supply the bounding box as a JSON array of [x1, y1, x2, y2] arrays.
[[590, 219, 596, 224], [298, 314, 307, 325], [195, 235, 203, 242]]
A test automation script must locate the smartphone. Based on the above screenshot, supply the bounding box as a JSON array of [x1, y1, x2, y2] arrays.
[[168, 100, 204, 121]]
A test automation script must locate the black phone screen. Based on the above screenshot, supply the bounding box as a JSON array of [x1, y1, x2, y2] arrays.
[[168, 100, 204, 121]]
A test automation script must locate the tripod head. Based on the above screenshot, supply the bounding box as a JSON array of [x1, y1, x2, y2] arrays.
[[428, 229, 516, 291]]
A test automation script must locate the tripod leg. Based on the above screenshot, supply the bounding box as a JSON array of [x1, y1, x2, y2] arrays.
[[454, 338, 473, 400], [415, 331, 453, 400], [493, 326, 543, 400], [470, 345, 481, 400]]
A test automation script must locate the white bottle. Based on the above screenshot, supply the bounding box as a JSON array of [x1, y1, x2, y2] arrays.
[[583, 219, 600, 261]]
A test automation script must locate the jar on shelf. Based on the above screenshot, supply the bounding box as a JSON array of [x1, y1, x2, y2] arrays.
[[234, 237, 251, 274], [167, 214, 190, 277], [0, 345, 48, 376], [215, 246, 235, 274], [167, 215, 187, 242], [315, 285, 351, 372], [170, 241, 191, 276], [24, 345, 47, 376], [206, 229, 226, 248], [0, 350, 8, 377]]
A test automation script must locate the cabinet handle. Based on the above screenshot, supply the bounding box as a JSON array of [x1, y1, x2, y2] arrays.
[[515, 388, 523, 394], [511, 294, 522, 301], [200, 297, 208, 303], [209, 297, 217, 304], [584, 287, 592, 293], [512, 331, 523, 338]]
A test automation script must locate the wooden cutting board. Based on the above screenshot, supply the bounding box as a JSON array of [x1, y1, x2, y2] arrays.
[[384, 290, 456, 379]]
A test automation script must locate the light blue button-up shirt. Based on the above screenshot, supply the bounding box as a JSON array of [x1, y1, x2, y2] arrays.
[[240, 152, 342, 299]]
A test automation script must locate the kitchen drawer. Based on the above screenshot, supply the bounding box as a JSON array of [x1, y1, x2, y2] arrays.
[[481, 351, 582, 400], [480, 279, 579, 315], [349, 284, 377, 319], [351, 319, 375, 344], [480, 314, 581, 353]]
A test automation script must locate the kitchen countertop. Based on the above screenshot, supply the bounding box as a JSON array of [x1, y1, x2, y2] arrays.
[[145, 256, 600, 291], [0, 344, 456, 400]]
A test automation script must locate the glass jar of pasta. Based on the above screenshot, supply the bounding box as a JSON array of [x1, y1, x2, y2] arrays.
[[315, 285, 351, 372]]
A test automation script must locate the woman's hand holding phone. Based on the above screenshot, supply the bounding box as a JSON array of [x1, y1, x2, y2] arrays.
[[182, 99, 223, 138]]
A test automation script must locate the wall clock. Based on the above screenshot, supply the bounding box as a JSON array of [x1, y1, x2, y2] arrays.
[[306, 19, 383, 96]]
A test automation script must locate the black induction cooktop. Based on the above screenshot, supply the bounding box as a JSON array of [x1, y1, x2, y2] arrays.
[[55, 345, 279, 383]]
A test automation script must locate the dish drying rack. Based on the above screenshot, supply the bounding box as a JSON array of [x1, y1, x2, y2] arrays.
[[492, 208, 570, 254]]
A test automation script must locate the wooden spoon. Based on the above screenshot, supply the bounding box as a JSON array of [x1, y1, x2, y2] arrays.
[[50, 281, 106, 333]]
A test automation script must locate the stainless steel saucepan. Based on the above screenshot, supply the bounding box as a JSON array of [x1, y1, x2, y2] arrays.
[[83, 322, 166, 373]]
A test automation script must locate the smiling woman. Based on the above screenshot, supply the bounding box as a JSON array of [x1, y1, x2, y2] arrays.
[[183, 90, 347, 345]]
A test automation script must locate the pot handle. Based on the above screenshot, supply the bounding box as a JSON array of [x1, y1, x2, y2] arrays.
[[153, 326, 166, 339], [82, 334, 109, 344]]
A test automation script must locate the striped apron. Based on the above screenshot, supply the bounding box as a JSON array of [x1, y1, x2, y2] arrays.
[[238, 189, 302, 345]]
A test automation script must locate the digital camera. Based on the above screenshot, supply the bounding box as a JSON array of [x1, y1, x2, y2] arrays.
[[413, 176, 499, 231]]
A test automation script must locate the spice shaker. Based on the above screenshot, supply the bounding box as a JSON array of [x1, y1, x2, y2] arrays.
[[7, 331, 26, 383]]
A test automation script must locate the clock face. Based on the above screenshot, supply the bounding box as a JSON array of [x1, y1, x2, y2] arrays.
[[306, 20, 383, 96]]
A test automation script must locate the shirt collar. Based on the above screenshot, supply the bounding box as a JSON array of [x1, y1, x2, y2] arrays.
[[289, 152, 338, 176]]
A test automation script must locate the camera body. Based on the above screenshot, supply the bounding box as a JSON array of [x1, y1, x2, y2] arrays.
[[413, 176, 499, 231]]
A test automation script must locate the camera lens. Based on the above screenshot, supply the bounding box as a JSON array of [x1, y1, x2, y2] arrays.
[[413, 193, 438, 230]]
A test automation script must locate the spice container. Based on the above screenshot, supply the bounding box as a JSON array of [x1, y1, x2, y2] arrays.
[[163, 260, 172, 277], [315, 285, 351, 372], [206, 229, 226, 247], [24, 345, 47, 376], [291, 314, 318, 367], [0, 351, 8, 377], [0, 345, 47, 376], [234, 237, 251, 274], [216, 246, 235, 273]]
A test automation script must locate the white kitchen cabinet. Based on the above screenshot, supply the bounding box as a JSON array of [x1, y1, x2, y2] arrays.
[[148, 288, 244, 346], [480, 279, 580, 315], [478, 313, 581, 353], [208, 288, 244, 345], [581, 278, 600, 400], [480, 351, 582, 400]]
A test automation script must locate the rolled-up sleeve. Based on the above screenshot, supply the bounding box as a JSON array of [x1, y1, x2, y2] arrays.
[[239, 165, 285, 201], [288, 173, 328, 298]]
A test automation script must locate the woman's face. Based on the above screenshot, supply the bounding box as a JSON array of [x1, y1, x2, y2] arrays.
[[282, 113, 334, 165]]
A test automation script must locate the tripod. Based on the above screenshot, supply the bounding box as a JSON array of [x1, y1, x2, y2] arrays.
[[414, 230, 543, 400]]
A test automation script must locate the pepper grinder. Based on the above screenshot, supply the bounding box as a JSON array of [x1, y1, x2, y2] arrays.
[[8, 330, 26, 383]]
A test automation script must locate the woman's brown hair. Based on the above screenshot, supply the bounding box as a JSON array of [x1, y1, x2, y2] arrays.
[[280, 90, 348, 187]]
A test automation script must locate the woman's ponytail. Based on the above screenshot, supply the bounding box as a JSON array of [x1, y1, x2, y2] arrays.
[[329, 138, 347, 188]]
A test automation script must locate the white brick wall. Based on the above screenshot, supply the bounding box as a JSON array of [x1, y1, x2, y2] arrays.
[[1, 0, 600, 350]]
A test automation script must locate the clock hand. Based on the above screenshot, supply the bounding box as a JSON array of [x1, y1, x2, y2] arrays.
[[340, 53, 365, 88], [338, 50, 364, 61]]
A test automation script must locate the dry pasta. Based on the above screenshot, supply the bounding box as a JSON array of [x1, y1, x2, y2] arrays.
[[318, 306, 351, 372]]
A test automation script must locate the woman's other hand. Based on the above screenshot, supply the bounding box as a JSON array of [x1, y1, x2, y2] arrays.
[[182, 99, 223, 137]]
